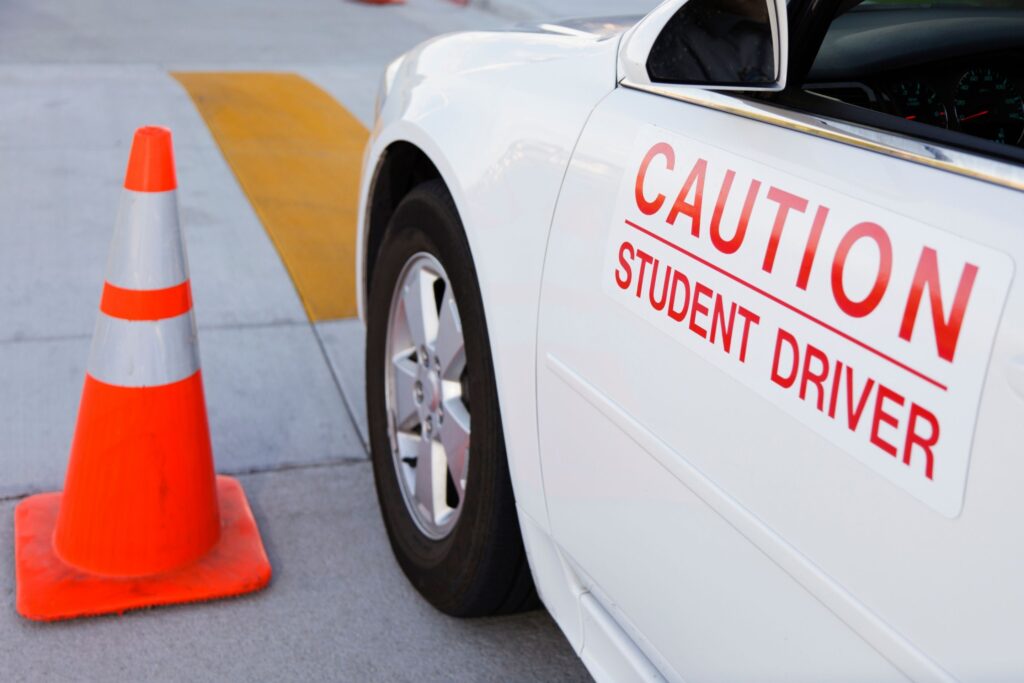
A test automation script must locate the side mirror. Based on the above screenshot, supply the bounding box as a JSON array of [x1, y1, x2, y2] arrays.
[[619, 0, 788, 91]]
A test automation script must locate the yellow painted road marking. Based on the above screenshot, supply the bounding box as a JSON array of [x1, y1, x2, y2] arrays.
[[173, 72, 368, 321]]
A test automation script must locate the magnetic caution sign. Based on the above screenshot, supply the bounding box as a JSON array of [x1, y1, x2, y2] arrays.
[[604, 125, 1013, 517]]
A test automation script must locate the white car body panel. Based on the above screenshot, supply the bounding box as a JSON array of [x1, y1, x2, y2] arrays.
[[357, 12, 1024, 683]]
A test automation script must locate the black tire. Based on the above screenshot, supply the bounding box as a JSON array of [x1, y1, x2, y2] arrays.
[[365, 180, 538, 617]]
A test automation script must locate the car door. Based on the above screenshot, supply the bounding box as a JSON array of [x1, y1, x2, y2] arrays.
[[536, 1, 1024, 681]]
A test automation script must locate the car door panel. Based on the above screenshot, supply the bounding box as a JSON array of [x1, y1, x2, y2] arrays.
[[537, 86, 1024, 680], [543, 355, 913, 682]]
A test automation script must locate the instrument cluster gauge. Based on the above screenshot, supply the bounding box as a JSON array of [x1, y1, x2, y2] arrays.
[[953, 67, 1024, 145], [889, 79, 949, 128]]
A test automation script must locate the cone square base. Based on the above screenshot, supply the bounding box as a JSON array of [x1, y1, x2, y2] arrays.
[[14, 476, 271, 621]]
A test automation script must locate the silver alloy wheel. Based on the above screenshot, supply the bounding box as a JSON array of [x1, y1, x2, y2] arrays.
[[385, 252, 470, 540]]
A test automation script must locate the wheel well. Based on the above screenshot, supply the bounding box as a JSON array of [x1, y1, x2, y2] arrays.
[[365, 141, 443, 298]]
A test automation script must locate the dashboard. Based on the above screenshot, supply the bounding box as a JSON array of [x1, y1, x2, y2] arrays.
[[804, 7, 1024, 148], [809, 53, 1024, 147]]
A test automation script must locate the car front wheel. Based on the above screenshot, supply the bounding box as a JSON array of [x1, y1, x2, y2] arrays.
[[365, 179, 536, 617]]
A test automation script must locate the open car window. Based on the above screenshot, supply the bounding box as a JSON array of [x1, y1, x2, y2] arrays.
[[796, 0, 1024, 157]]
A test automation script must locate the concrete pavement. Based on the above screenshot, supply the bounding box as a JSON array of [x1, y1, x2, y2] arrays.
[[0, 463, 589, 682], [0, 0, 504, 67], [0, 0, 609, 678]]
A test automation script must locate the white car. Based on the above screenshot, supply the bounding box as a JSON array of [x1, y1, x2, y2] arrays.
[[357, 1, 1024, 680]]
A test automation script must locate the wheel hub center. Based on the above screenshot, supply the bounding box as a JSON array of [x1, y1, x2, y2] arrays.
[[416, 364, 442, 421], [425, 368, 441, 413]]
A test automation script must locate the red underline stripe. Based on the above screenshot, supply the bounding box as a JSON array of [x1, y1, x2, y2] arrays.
[[100, 281, 193, 321], [624, 219, 948, 392]]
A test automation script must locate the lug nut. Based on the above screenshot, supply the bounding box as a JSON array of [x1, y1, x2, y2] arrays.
[[414, 381, 423, 404]]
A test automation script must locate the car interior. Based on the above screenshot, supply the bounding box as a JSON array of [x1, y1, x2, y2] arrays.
[[637, 0, 1024, 163], [801, 1, 1024, 156]]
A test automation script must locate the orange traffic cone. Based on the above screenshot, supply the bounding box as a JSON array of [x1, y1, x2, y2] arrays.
[[14, 126, 271, 621]]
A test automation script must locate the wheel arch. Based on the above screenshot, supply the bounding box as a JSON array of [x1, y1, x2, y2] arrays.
[[363, 140, 444, 306]]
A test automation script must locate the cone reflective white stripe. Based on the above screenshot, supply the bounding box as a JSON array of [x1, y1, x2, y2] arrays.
[[87, 312, 200, 387], [92, 178, 200, 387], [105, 191, 188, 291]]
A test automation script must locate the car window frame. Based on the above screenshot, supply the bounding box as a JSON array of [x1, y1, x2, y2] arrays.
[[618, 78, 1024, 191], [769, 87, 1024, 166]]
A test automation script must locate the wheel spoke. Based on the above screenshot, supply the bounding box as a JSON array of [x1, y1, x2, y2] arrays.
[[441, 399, 470, 498], [391, 357, 419, 431], [402, 269, 439, 351], [435, 287, 465, 379], [414, 434, 446, 524]]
